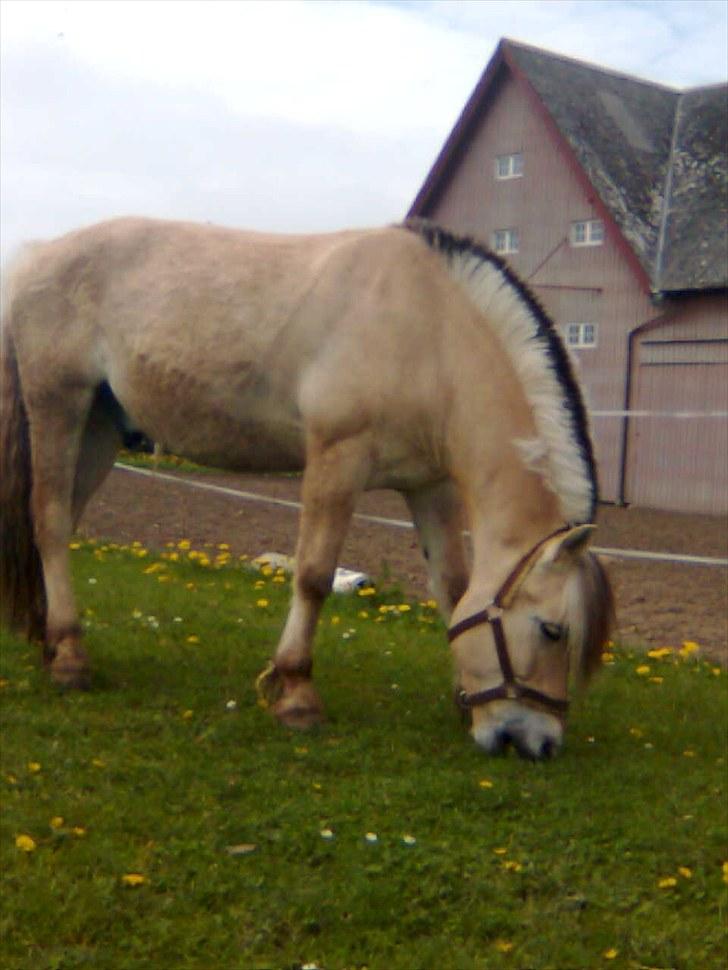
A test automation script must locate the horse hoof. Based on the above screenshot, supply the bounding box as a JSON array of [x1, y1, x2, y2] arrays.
[[274, 687, 325, 730], [49, 659, 91, 690]]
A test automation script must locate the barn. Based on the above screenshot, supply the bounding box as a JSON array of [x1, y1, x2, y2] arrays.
[[408, 39, 728, 514]]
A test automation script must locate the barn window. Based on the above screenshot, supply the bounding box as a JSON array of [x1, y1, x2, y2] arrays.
[[495, 153, 524, 179], [570, 219, 604, 246], [493, 228, 520, 254], [565, 323, 598, 348]]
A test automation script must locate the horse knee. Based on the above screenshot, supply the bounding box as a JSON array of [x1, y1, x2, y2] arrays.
[[296, 564, 334, 603]]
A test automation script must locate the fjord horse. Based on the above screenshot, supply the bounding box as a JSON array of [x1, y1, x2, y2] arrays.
[[0, 217, 612, 758]]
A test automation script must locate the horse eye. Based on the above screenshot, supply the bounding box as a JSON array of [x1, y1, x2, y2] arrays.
[[539, 621, 563, 642]]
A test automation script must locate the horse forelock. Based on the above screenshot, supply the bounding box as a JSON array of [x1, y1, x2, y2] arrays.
[[401, 219, 598, 524], [565, 552, 614, 687]]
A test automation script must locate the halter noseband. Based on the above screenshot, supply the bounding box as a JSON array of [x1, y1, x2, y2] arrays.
[[448, 527, 572, 716]]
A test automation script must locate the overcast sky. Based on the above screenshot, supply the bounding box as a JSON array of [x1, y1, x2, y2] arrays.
[[1, 0, 726, 262]]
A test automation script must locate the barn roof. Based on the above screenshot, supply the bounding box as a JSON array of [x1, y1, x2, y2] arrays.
[[408, 39, 728, 294]]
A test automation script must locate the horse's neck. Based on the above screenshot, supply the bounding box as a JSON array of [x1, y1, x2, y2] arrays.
[[448, 374, 563, 595], [465, 470, 561, 587]]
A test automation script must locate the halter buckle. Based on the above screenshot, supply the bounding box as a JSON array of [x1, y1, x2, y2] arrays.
[[505, 684, 518, 700]]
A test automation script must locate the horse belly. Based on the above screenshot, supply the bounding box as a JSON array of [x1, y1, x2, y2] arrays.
[[110, 366, 306, 472]]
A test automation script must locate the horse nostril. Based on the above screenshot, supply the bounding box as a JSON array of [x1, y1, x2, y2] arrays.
[[492, 729, 511, 755], [539, 738, 556, 760]]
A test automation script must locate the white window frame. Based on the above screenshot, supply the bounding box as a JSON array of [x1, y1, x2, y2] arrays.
[[564, 323, 598, 348], [492, 228, 520, 254], [570, 219, 604, 246], [495, 152, 524, 180]]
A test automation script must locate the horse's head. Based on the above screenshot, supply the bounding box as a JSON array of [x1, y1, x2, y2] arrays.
[[449, 525, 613, 760]]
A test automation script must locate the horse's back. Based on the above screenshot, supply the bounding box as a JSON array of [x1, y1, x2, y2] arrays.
[[3, 217, 467, 479]]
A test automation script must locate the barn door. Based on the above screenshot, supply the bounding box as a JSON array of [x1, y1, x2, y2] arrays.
[[625, 333, 728, 513]]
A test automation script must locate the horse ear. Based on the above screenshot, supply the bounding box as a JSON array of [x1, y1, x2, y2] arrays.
[[541, 524, 596, 564]]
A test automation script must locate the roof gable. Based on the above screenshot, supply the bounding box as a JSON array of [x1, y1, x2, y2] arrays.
[[409, 39, 727, 294], [504, 42, 678, 284]]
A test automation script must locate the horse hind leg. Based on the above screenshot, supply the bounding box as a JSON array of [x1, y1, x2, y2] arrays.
[[259, 433, 369, 729], [30, 386, 121, 687], [405, 480, 469, 621]]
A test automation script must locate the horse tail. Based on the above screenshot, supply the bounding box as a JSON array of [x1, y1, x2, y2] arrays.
[[0, 319, 47, 642]]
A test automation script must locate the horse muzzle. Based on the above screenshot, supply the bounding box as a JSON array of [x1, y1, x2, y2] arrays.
[[469, 702, 564, 760]]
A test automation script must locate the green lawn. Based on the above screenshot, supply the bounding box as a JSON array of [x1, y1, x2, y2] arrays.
[[1, 541, 726, 970]]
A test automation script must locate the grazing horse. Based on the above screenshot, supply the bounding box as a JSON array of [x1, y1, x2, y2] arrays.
[[0, 217, 613, 759]]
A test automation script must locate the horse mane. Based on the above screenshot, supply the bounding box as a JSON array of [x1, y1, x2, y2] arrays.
[[402, 219, 598, 525]]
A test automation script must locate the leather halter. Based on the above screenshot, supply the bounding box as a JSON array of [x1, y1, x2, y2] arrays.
[[448, 527, 572, 715]]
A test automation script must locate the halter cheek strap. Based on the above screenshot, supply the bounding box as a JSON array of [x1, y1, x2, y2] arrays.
[[448, 527, 572, 716]]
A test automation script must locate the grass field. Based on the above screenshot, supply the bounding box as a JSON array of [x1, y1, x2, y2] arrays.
[[1, 540, 726, 970]]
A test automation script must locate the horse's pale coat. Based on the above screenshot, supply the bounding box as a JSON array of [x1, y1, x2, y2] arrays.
[[0, 217, 613, 758]]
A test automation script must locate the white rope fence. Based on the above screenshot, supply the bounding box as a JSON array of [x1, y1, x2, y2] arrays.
[[114, 464, 728, 569], [591, 410, 728, 419]]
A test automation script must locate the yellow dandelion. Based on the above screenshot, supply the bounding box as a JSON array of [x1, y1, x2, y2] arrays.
[[601, 651, 615, 663], [679, 640, 699, 658], [678, 866, 693, 879], [181, 709, 194, 720], [658, 876, 677, 889], [15, 834, 36, 852], [49, 816, 64, 830], [357, 587, 376, 597], [143, 563, 166, 574], [91, 758, 106, 768], [330, 615, 341, 626], [635, 665, 650, 676], [722, 861, 728, 884], [256, 599, 269, 608], [121, 873, 147, 887], [493, 847, 508, 855], [177, 539, 191, 550], [358, 610, 370, 619], [478, 779, 494, 789], [502, 860, 523, 872], [27, 762, 41, 774], [397, 604, 411, 613], [603, 948, 618, 960], [682, 750, 696, 758], [186, 635, 200, 644], [493, 940, 514, 953], [71, 827, 86, 837], [218, 543, 230, 551], [647, 647, 673, 659], [69, 541, 81, 550], [648, 676, 664, 684], [712, 667, 721, 676]]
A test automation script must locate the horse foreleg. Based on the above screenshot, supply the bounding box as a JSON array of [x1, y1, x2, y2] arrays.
[[405, 480, 469, 622], [261, 435, 368, 729]]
